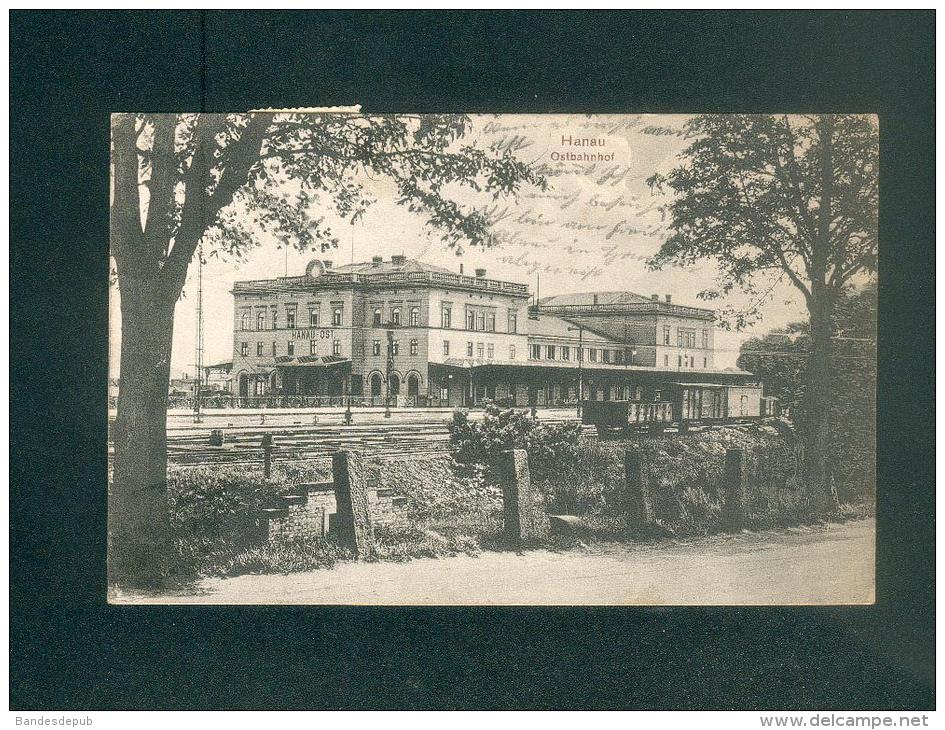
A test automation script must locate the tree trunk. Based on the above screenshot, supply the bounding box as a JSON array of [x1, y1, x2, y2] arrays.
[[802, 285, 841, 515], [109, 276, 177, 587]]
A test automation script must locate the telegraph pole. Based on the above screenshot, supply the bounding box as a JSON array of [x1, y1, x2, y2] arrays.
[[569, 325, 584, 417], [193, 241, 204, 423], [385, 324, 395, 418]]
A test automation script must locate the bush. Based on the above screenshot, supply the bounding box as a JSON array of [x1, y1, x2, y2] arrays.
[[448, 401, 583, 482]]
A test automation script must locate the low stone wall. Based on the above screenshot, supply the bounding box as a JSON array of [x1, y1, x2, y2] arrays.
[[256, 468, 408, 542]]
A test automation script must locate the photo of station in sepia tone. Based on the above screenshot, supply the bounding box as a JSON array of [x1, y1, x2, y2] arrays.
[[109, 113, 877, 605]]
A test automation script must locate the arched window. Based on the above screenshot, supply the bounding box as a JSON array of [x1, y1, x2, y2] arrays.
[[241, 312, 249, 330], [410, 339, 418, 356], [370, 373, 382, 397], [256, 311, 266, 330], [391, 307, 401, 325], [373, 307, 383, 326], [332, 307, 343, 326], [410, 307, 420, 326], [407, 374, 420, 398], [389, 373, 401, 396]]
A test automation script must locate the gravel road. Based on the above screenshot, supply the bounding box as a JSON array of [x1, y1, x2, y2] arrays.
[[114, 519, 874, 606]]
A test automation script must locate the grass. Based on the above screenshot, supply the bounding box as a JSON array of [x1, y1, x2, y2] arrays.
[[149, 423, 874, 581]]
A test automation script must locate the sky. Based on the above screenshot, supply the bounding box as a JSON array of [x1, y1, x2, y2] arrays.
[[108, 113, 809, 379]]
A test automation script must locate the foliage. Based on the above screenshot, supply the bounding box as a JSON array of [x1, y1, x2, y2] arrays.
[[737, 283, 876, 501], [647, 113, 878, 326], [448, 401, 583, 482]]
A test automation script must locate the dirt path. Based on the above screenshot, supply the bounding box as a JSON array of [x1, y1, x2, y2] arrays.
[[115, 519, 875, 606]]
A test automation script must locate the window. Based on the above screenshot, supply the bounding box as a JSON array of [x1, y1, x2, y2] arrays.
[[256, 342, 264, 356], [663, 325, 671, 345], [703, 330, 710, 349], [372, 340, 381, 356], [508, 311, 517, 334], [561, 346, 570, 361], [272, 312, 278, 330], [442, 307, 452, 329], [654, 390, 662, 402], [477, 343, 484, 359], [310, 340, 317, 355], [664, 354, 669, 366], [603, 349, 611, 364], [476, 312, 486, 331], [333, 307, 343, 327], [287, 309, 296, 329], [487, 313, 496, 332], [287, 341, 294, 356], [373, 307, 383, 326], [589, 349, 598, 362], [392, 340, 400, 356], [257, 311, 266, 330], [240, 342, 248, 356], [254, 380, 265, 396], [703, 357, 707, 368], [240, 312, 249, 331], [678, 328, 696, 348], [308, 310, 318, 327], [678, 355, 683, 367], [272, 342, 277, 357], [410, 339, 419, 356], [443, 340, 450, 356], [487, 343, 494, 359], [509, 345, 516, 360], [410, 307, 420, 327], [467, 342, 474, 357], [333, 340, 341, 355], [466, 310, 475, 330], [615, 350, 623, 364], [531, 344, 542, 360], [388, 307, 399, 326], [546, 345, 556, 360]]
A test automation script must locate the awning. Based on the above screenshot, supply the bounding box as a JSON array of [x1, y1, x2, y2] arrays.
[[273, 356, 351, 368]]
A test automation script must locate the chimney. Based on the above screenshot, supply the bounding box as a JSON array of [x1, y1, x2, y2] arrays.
[[391, 254, 407, 265], [651, 293, 659, 301], [372, 255, 383, 264], [665, 294, 672, 303], [475, 268, 487, 278], [322, 260, 333, 269]]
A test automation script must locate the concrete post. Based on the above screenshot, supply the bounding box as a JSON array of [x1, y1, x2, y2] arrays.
[[501, 448, 546, 546], [624, 450, 653, 528], [332, 450, 375, 558], [722, 448, 748, 531]]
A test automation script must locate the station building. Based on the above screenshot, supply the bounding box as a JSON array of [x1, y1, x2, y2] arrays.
[[229, 256, 762, 415]]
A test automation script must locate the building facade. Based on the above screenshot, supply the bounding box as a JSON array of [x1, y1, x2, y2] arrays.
[[229, 256, 762, 414]]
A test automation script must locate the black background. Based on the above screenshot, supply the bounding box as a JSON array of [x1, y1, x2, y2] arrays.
[[10, 11, 935, 709]]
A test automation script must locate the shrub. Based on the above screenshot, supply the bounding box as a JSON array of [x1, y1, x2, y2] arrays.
[[448, 401, 583, 483]]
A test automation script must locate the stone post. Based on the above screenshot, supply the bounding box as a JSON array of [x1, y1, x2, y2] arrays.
[[722, 448, 748, 531], [261, 433, 274, 478], [501, 448, 546, 546], [332, 450, 375, 558], [624, 450, 653, 528]]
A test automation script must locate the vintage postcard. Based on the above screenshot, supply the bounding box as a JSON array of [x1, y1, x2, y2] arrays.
[[108, 112, 877, 605]]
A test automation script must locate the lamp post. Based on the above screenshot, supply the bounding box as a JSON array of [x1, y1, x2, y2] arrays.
[[568, 325, 584, 417]]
